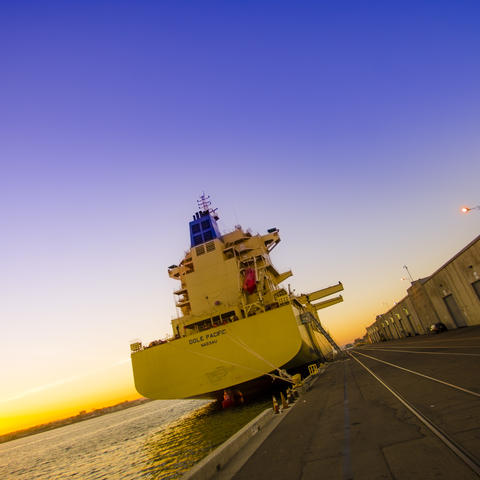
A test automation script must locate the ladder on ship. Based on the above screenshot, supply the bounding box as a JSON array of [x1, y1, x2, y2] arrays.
[[301, 311, 343, 353]]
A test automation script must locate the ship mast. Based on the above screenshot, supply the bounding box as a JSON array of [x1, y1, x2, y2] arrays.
[[197, 193, 219, 220]]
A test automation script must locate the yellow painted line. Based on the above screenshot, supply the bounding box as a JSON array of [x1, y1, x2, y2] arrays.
[[358, 347, 480, 357], [348, 353, 480, 475], [353, 351, 480, 398]]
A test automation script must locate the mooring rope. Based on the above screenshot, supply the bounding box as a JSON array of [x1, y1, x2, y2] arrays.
[[225, 328, 296, 384]]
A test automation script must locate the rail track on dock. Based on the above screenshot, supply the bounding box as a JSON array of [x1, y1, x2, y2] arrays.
[[348, 343, 480, 476]]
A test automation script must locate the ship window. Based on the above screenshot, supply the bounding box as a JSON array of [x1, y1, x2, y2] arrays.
[[195, 245, 205, 256], [193, 234, 203, 246], [192, 224, 201, 234], [212, 315, 220, 326], [203, 230, 213, 241], [201, 220, 210, 230], [205, 241, 215, 252]]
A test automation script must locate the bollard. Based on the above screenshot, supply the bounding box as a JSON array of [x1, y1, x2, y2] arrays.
[[287, 388, 294, 404], [291, 388, 297, 402], [272, 395, 280, 414], [280, 392, 289, 409]]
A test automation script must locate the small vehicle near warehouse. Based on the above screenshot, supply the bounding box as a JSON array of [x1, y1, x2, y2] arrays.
[[430, 322, 447, 334]]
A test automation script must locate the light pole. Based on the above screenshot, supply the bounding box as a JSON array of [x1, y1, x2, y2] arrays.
[[461, 205, 480, 214], [403, 265, 414, 282]]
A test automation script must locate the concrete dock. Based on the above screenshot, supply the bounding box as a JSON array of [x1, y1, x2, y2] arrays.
[[195, 326, 480, 479]]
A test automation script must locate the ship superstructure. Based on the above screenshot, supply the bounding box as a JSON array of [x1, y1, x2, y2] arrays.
[[131, 195, 343, 400]]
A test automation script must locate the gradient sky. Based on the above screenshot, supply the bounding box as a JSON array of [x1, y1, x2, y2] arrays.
[[2, 1, 480, 434]]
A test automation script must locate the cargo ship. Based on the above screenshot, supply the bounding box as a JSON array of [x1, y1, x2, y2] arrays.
[[130, 195, 344, 401]]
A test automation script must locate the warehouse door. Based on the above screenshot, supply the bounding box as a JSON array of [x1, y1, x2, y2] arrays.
[[472, 280, 480, 301], [397, 318, 406, 337], [405, 314, 417, 335], [443, 294, 467, 327]]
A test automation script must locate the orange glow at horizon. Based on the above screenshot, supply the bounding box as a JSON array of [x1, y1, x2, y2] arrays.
[[0, 363, 143, 436], [1, 390, 143, 436]]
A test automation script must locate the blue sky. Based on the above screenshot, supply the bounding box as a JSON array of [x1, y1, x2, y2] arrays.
[[1, 0, 479, 431]]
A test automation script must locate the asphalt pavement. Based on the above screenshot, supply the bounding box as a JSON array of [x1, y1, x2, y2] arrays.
[[225, 326, 480, 480]]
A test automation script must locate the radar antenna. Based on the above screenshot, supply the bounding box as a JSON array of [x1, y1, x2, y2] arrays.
[[197, 193, 219, 219], [197, 193, 211, 212]]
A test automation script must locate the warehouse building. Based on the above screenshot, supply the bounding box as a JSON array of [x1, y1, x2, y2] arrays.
[[366, 235, 480, 343]]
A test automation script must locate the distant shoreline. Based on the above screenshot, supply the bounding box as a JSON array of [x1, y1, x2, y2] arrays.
[[0, 397, 152, 444]]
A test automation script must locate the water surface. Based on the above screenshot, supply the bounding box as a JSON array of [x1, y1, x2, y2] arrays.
[[0, 397, 271, 479]]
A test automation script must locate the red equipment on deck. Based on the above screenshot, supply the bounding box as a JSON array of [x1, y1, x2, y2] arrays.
[[243, 268, 257, 294]]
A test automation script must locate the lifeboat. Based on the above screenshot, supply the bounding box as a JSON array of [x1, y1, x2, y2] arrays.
[[243, 268, 256, 294]]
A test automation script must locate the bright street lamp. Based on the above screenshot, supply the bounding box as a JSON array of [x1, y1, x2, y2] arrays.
[[461, 205, 480, 214]]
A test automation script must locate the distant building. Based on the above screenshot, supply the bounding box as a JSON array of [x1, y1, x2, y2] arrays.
[[366, 235, 480, 343]]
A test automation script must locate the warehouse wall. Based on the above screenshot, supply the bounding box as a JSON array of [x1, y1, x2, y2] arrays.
[[366, 235, 480, 343]]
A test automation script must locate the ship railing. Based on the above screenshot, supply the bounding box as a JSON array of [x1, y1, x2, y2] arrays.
[[242, 296, 291, 318], [243, 301, 265, 317], [130, 341, 143, 353], [130, 333, 179, 353], [276, 295, 290, 306]]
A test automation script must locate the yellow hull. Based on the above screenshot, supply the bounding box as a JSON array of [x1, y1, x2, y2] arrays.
[[131, 304, 330, 399]]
